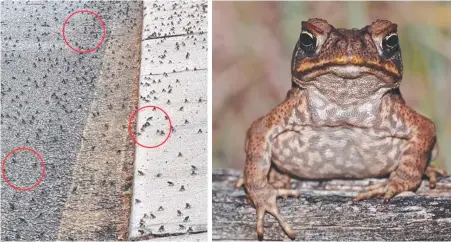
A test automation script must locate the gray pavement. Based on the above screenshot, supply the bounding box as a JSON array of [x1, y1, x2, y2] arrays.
[[1, 1, 142, 240]]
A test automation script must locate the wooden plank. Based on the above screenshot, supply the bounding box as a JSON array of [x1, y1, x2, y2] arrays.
[[213, 169, 451, 241]]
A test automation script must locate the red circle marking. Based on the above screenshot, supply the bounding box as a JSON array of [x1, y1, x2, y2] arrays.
[[2, 147, 45, 191], [128, 105, 172, 149], [62, 9, 106, 54]]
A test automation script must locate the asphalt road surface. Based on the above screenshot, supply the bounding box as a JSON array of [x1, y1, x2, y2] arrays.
[[1, 1, 142, 240]]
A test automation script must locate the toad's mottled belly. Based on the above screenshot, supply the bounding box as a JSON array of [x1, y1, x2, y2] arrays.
[[271, 126, 407, 179]]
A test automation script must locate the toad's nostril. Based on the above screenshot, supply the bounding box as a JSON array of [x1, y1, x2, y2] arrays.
[[337, 39, 346, 49], [352, 39, 366, 52]]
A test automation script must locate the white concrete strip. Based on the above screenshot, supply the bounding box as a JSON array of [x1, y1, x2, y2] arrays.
[[129, 0, 208, 240]]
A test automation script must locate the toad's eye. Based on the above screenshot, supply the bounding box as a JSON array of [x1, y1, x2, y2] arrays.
[[299, 30, 316, 53], [382, 33, 399, 52]]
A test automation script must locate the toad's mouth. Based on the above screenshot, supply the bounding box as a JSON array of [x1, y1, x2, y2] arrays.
[[296, 57, 402, 81]]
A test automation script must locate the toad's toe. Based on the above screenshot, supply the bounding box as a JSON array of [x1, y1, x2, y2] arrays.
[[425, 165, 447, 189], [353, 185, 386, 202], [248, 186, 299, 240], [235, 173, 244, 189], [354, 178, 419, 202]]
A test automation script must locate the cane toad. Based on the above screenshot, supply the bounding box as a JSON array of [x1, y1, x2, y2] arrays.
[[235, 18, 447, 239]]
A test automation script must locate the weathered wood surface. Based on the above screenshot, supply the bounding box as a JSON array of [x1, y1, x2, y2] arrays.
[[213, 169, 451, 241]]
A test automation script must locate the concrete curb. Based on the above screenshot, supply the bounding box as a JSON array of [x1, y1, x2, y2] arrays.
[[57, 3, 143, 241]]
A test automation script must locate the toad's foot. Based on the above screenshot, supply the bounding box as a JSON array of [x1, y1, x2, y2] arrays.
[[353, 180, 388, 201], [247, 185, 300, 240], [425, 165, 447, 188], [235, 169, 293, 212], [352, 177, 420, 202], [234, 173, 245, 189]]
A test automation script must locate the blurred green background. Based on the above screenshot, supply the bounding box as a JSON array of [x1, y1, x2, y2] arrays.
[[212, 1, 451, 172]]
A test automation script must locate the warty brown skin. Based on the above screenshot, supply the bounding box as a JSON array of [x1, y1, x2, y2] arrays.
[[235, 18, 447, 240]]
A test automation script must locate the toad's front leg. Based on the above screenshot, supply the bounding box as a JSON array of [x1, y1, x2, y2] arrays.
[[354, 102, 441, 201], [243, 92, 305, 240], [235, 88, 300, 191]]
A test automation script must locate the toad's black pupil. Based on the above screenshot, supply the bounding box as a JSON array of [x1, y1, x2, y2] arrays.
[[385, 35, 398, 48], [300, 33, 315, 46]]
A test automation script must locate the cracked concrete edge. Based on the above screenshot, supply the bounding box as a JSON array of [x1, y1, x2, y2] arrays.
[[56, 3, 143, 241]]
